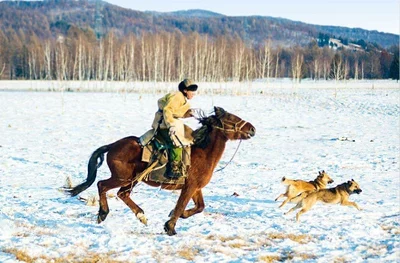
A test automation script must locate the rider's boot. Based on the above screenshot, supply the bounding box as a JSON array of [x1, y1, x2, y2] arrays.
[[166, 161, 184, 179]]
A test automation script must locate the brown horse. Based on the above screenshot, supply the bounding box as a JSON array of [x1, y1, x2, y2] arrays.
[[67, 106, 255, 235]]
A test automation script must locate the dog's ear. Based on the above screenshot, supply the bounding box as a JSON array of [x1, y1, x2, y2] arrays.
[[347, 180, 352, 184], [319, 171, 322, 175], [351, 179, 354, 181]]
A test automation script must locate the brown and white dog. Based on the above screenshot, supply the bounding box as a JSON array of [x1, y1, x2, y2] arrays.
[[275, 170, 334, 208], [285, 179, 362, 222]]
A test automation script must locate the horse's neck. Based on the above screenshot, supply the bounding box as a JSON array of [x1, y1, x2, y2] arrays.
[[204, 129, 228, 169]]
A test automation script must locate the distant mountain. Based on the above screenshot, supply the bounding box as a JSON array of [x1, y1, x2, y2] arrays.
[[160, 9, 225, 18], [0, 0, 398, 48]]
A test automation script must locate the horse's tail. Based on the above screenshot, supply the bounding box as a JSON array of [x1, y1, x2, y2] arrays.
[[67, 145, 110, 197]]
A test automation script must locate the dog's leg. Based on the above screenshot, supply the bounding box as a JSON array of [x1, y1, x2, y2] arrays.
[[275, 193, 286, 201], [296, 208, 308, 222], [341, 200, 362, 210], [279, 197, 290, 208], [285, 202, 302, 215]]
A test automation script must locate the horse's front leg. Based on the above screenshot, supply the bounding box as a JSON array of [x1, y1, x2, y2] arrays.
[[169, 189, 205, 219], [164, 186, 197, 236]]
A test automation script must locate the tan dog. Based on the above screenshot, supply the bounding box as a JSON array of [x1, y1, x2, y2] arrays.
[[275, 170, 334, 208], [285, 179, 362, 222]]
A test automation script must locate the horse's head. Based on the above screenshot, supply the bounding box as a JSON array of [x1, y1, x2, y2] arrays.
[[214, 106, 256, 140]]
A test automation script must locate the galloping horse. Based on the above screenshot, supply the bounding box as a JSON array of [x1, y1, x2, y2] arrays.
[[67, 106, 255, 235]]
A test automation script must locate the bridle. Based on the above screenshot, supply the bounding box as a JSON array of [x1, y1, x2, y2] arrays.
[[213, 118, 248, 137], [212, 116, 247, 173]]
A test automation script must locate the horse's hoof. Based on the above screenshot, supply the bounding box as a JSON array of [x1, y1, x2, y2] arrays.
[[97, 211, 108, 223], [164, 221, 177, 236], [137, 212, 148, 225]]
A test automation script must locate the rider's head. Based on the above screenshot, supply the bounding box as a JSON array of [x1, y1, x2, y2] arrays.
[[178, 79, 198, 100]]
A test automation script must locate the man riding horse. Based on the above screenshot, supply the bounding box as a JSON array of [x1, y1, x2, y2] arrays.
[[151, 79, 198, 179], [66, 79, 256, 236]]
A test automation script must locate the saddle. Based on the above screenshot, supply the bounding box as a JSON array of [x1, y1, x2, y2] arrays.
[[138, 129, 191, 184]]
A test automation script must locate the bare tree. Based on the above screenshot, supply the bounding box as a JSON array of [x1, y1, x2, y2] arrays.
[[0, 63, 5, 78], [291, 50, 304, 83], [330, 54, 344, 81], [354, 59, 359, 80], [274, 48, 281, 79], [259, 40, 272, 80], [141, 35, 147, 81], [44, 40, 52, 80]]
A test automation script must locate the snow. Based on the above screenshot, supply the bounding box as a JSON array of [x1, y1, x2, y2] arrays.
[[0, 80, 399, 262]]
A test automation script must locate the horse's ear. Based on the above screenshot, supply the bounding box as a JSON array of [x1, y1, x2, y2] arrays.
[[214, 106, 226, 118]]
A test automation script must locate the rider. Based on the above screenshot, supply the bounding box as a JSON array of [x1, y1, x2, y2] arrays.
[[152, 79, 198, 179]]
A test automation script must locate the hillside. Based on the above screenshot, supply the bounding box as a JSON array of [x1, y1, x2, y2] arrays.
[[0, 0, 397, 48]]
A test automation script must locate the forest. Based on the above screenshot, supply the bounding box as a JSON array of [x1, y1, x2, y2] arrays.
[[0, 0, 398, 81]]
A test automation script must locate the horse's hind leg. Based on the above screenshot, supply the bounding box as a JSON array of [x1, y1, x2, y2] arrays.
[[97, 178, 125, 223], [117, 184, 148, 225]]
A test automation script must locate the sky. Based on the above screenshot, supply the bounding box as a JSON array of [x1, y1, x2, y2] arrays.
[[106, 0, 400, 35]]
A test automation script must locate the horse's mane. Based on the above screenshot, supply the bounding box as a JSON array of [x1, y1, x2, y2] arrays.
[[192, 110, 225, 149]]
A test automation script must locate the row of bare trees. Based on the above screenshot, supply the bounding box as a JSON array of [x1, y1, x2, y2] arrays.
[[0, 28, 398, 81]]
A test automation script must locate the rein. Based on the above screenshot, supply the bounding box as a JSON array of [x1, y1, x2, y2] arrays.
[[214, 139, 242, 173], [212, 116, 246, 173]]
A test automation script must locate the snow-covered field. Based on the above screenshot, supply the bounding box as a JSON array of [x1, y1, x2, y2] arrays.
[[0, 81, 399, 262]]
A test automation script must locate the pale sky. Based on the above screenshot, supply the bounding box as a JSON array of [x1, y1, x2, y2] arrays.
[[106, 0, 400, 35]]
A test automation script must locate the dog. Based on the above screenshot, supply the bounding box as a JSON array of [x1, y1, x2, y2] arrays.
[[275, 170, 334, 208], [285, 179, 362, 222]]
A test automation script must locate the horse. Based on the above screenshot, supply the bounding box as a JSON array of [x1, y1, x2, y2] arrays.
[[66, 106, 256, 235]]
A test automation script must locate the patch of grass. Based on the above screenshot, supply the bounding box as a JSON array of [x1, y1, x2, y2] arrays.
[[381, 224, 400, 235], [14, 221, 55, 237], [206, 234, 238, 242], [3, 248, 122, 263], [259, 252, 317, 262], [177, 246, 200, 261], [77, 195, 98, 206], [64, 176, 73, 189], [267, 232, 312, 244], [259, 254, 282, 262], [333, 257, 352, 263]]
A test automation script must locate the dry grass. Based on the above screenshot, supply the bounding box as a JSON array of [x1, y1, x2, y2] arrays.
[[267, 232, 312, 244], [381, 224, 400, 235], [177, 246, 200, 261], [64, 176, 73, 189], [14, 221, 55, 238], [206, 234, 238, 242], [2, 248, 122, 263], [86, 195, 98, 206], [259, 254, 282, 263], [333, 257, 352, 263], [259, 251, 317, 262]]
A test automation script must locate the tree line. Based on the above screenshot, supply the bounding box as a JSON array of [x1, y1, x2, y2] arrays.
[[0, 26, 398, 82]]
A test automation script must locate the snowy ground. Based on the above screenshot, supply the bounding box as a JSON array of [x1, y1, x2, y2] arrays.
[[0, 81, 399, 262]]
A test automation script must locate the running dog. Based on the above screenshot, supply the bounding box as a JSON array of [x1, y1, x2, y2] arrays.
[[285, 179, 362, 222], [275, 170, 334, 208]]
